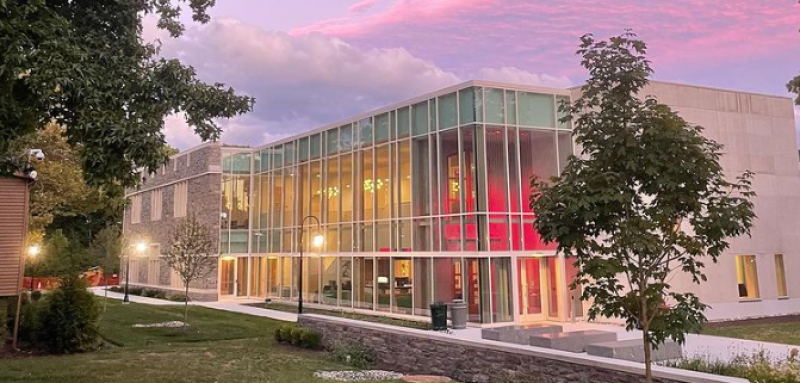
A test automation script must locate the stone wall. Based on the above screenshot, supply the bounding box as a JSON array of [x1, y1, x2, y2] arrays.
[[122, 142, 222, 301], [299, 315, 744, 383]]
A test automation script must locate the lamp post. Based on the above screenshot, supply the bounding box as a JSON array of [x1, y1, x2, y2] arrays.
[[123, 241, 148, 304], [27, 245, 39, 292], [298, 215, 324, 315]]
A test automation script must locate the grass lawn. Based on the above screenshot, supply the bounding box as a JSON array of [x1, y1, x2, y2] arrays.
[[702, 317, 800, 347], [0, 299, 402, 383]]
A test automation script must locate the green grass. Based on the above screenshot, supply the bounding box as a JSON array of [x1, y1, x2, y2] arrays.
[[0, 299, 402, 383], [702, 320, 800, 346], [246, 301, 432, 330]]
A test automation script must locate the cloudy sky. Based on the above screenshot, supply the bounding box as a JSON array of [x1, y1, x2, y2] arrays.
[[148, 0, 800, 149]]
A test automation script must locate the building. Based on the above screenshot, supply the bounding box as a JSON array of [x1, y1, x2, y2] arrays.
[[123, 80, 800, 324]]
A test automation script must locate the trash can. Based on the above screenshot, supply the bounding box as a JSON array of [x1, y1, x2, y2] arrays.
[[449, 299, 468, 329], [430, 302, 448, 331]]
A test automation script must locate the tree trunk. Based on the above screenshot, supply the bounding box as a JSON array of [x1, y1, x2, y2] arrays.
[[103, 274, 109, 313], [642, 325, 653, 383], [183, 282, 190, 329]]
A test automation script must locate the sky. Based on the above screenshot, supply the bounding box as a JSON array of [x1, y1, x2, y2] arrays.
[[148, 0, 800, 149]]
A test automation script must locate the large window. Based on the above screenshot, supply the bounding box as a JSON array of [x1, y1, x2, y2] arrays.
[[736, 255, 760, 300], [375, 145, 391, 219], [322, 257, 338, 305], [341, 154, 353, 222], [354, 257, 374, 309], [775, 254, 788, 298], [361, 149, 374, 221], [326, 158, 340, 223], [340, 257, 353, 307], [393, 258, 413, 314], [377, 258, 391, 311]]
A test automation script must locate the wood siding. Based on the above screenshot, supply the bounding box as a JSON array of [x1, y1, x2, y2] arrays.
[[0, 176, 29, 296]]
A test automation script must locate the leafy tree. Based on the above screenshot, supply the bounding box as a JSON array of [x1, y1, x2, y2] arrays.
[[88, 225, 123, 311], [0, 0, 254, 187], [531, 32, 756, 383], [9, 123, 124, 237], [164, 214, 216, 327]]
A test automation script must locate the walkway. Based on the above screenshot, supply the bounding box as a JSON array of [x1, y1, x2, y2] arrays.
[[90, 287, 795, 362]]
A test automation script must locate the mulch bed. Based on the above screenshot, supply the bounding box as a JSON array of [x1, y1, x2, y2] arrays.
[[704, 314, 800, 329]]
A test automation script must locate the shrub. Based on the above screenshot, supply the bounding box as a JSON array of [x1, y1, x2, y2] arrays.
[[168, 294, 188, 302], [0, 297, 8, 341], [274, 325, 321, 349], [666, 351, 800, 383], [153, 291, 167, 299], [329, 342, 376, 369], [31, 290, 43, 301], [127, 287, 144, 296], [107, 286, 123, 293], [37, 275, 100, 353], [16, 295, 41, 344]]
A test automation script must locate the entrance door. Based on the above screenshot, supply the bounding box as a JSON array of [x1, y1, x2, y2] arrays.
[[518, 258, 544, 321], [236, 257, 248, 297], [220, 258, 236, 297]]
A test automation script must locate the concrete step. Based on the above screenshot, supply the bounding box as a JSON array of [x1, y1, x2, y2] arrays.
[[481, 324, 564, 345], [586, 339, 683, 362], [529, 330, 618, 352]]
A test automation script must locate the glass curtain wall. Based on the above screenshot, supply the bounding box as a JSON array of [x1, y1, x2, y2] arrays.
[[227, 85, 571, 323]]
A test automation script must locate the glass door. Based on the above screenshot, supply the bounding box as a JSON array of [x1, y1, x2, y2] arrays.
[[545, 257, 560, 321], [518, 258, 544, 321], [220, 258, 236, 297], [236, 257, 248, 297]]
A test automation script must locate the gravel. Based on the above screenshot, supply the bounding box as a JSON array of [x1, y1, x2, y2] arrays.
[[313, 370, 404, 381], [132, 321, 187, 328]]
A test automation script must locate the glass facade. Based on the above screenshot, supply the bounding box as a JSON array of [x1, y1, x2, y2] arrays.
[[217, 84, 574, 323]]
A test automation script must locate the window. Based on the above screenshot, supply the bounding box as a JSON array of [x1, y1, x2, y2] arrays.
[[775, 254, 788, 298], [170, 268, 183, 288], [147, 259, 160, 285], [150, 189, 163, 221], [736, 255, 760, 299], [131, 194, 142, 224], [173, 181, 188, 217]]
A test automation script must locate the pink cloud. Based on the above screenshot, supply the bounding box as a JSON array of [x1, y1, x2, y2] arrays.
[[349, 0, 379, 13], [292, 0, 800, 82]]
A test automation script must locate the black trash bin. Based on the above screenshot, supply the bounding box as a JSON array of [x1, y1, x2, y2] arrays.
[[430, 302, 448, 331]]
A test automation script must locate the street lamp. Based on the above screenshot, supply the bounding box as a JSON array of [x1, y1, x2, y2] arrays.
[[28, 245, 39, 292], [123, 241, 148, 304], [298, 215, 323, 315]]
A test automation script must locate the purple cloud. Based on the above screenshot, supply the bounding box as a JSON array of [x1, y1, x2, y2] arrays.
[[349, 0, 379, 13]]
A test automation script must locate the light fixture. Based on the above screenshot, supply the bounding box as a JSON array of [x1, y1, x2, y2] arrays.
[[135, 241, 148, 254], [28, 245, 40, 258], [312, 234, 324, 248]]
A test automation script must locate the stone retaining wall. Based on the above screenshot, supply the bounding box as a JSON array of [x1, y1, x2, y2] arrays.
[[298, 315, 745, 383]]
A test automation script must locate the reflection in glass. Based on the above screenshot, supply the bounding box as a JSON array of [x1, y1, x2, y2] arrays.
[[305, 257, 320, 303], [413, 258, 432, 316], [354, 257, 374, 309], [438, 93, 457, 129], [412, 101, 428, 136], [392, 258, 413, 314], [340, 257, 353, 307], [322, 257, 338, 305], [377, 258, 391, 311], [491, 258, 513, 322], [434, 258, 463, 302]]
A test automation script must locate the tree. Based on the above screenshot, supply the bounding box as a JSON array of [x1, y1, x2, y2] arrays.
[[1, 1, 253, 187], [9, 123, 124, 237], [87, 225, 123, 312], [531, 32, 756, 383], [164, 215, 216, 327]]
